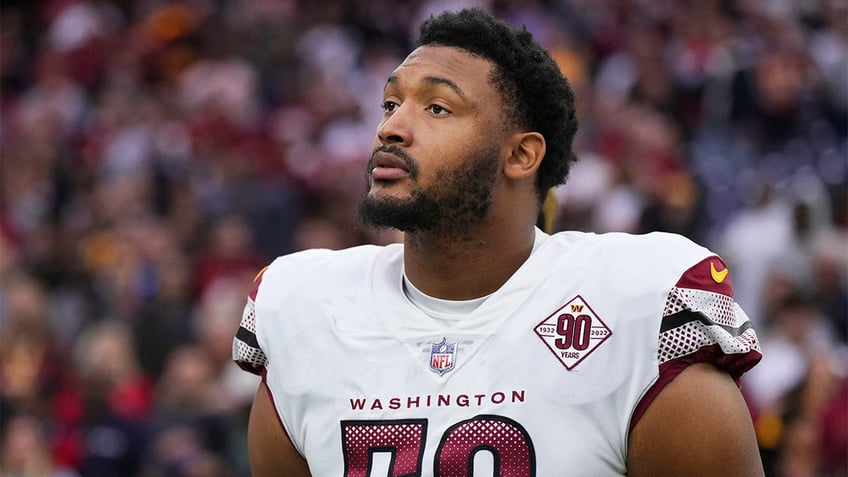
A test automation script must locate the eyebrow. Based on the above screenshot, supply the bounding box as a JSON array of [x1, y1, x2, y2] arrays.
[[385, 74, 466, 98]]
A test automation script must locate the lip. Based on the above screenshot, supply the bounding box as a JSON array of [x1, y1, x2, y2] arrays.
[[372, 151, 410, 171], [370, 151, 411, 180]]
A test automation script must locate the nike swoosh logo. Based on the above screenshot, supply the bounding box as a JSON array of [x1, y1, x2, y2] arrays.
[[710, 262, 728, 283]]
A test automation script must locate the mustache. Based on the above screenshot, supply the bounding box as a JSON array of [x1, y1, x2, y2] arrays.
[[368, 145, 419, 177]]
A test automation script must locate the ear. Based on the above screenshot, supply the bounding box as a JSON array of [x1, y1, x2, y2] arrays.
[[504, 132, 545, 181]]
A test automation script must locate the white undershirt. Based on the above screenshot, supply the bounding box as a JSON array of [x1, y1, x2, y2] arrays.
[[403, 276, 491, 322], [402, 229, 549, 322]]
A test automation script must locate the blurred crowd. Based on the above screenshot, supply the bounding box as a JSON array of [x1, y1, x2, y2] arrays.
[[0, 0, 845, 476]]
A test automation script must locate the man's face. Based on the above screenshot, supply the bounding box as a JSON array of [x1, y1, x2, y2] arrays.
[[359, 46, 508, 235]]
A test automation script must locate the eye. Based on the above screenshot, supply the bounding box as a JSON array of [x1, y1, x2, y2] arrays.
[[382, 100, 399, 113], [427, 104, 450, 115]]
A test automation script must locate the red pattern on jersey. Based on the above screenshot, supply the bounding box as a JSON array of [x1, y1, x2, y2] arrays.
[[341, 420, 426, 476], [436, 416, 534, 476]]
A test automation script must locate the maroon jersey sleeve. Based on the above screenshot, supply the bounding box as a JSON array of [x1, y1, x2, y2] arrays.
[[630, 256, 762, 431], [232, 266, 269, 375]]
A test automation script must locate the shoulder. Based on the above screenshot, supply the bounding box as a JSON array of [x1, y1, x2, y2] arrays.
[[550, 230, 709, 260], [232, 243, 401, 375], [546, 231, 714, 293], [267, 243, 396, 276], [592, 231, 708, 262], [256, 244, 400, 300]]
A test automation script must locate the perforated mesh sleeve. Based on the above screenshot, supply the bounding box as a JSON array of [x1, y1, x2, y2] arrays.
[[657, 256, 761, 379], [658, 290, 760, 376], [630, 256, 762, 433], [233, 296, 268, 374]]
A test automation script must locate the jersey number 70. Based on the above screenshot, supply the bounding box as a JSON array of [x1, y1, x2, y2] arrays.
[[341, 414, 535, 476]]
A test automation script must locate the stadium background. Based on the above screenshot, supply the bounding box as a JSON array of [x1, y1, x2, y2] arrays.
[[0, 0, 845, 475]]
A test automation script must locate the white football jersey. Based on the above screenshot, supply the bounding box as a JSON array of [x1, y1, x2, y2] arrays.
[[233, 229, 761, 476]]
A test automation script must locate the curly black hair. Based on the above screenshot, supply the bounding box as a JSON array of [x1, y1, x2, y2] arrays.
[[416, 8, 579, 203]]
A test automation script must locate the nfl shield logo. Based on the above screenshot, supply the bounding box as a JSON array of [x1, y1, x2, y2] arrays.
[[429, 338, 457, 375]]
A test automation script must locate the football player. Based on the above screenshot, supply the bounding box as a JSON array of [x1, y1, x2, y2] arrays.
[[234, 8, 763, 476]]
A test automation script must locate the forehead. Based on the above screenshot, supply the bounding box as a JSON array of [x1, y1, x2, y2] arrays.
[[388, 46, 498, 98]]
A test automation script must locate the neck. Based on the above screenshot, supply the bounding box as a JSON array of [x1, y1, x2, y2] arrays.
[[402, 220, 537, 300]]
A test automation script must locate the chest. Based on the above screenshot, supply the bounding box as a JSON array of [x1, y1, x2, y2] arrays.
[[263, 291, 663, 477]]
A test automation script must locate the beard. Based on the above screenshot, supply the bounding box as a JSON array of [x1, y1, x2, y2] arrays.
[[358, 144, 500, 235]]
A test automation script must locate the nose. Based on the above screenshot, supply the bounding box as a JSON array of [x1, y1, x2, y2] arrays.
[[376, 105, 411, 147]]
